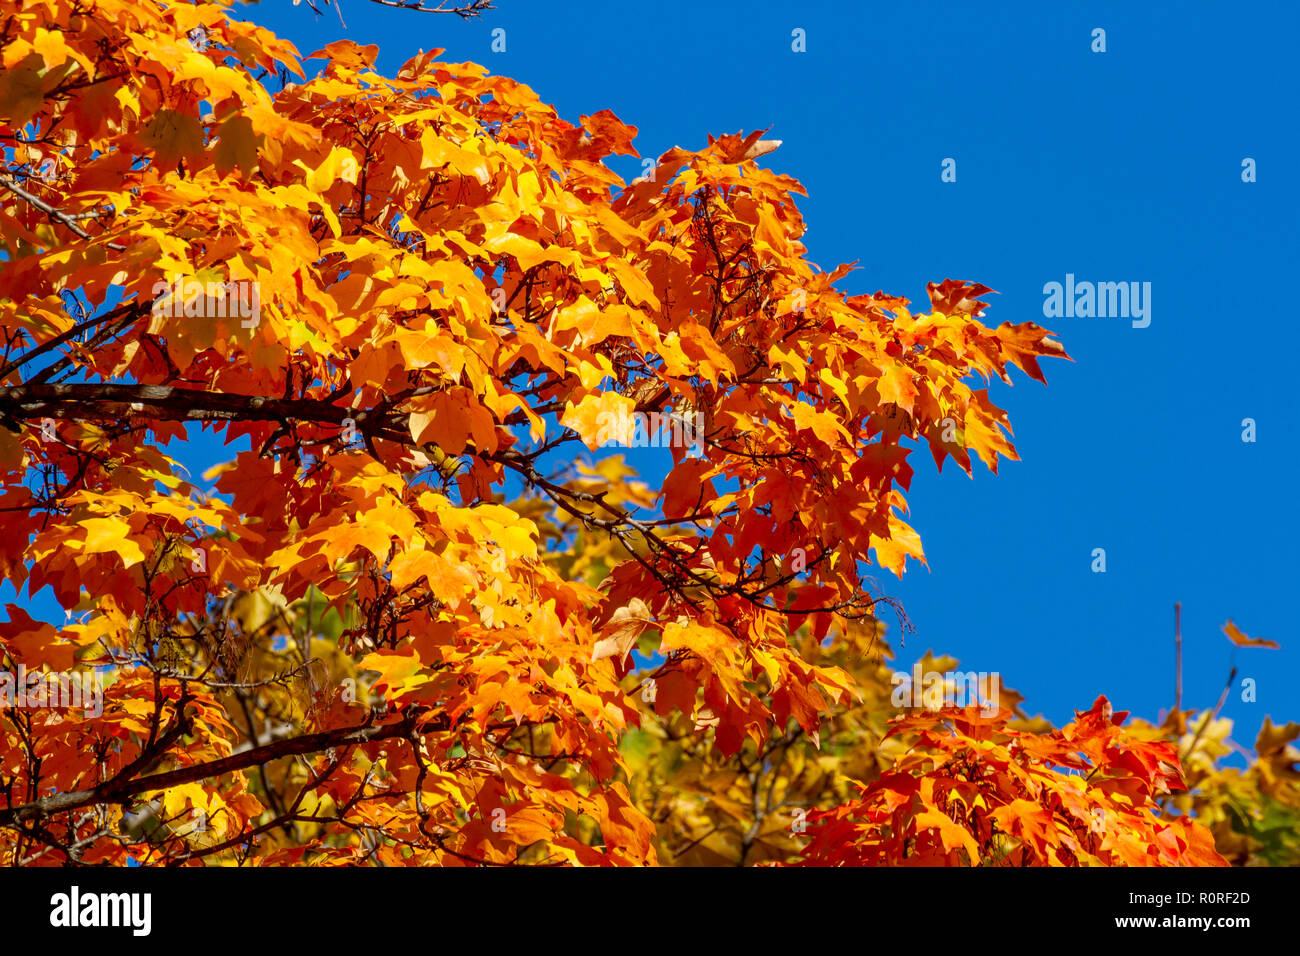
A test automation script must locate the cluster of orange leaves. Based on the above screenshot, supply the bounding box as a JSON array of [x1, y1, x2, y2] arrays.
[[798, 697, 1225, 866]]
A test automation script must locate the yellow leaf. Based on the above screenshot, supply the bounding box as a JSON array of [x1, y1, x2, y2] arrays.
[[790, 402, 849, 445], [302, 145, 359, 193], [561, 391, 636, 451], [358, 649, 426, 699], [78, 516, 146, 569], [877, 362, 918, 413], [871, 515, 925, 576]]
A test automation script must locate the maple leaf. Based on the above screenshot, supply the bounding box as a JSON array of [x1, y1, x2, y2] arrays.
[[213, 114, 262, 177], [926, 278, 994, 316], [1222, 619, 1279, 649], [137, 110, 206, 168], [77, 516, 147, 569], [592, 598, 654, 665], [913, 806, 981, 860]]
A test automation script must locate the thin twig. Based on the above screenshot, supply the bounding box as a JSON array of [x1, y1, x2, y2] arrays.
[[0, 176, 124, 252]]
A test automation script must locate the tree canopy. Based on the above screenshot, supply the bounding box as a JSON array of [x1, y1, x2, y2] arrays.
[[0, 0, 1292, 867]]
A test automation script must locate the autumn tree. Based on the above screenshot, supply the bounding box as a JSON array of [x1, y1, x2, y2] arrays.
[[0, 0, 1239, 866]]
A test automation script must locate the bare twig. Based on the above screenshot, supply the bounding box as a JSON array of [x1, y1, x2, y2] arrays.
[[0, 176, 124, 252]]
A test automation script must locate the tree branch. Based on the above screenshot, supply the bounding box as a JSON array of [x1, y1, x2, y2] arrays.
[[0, 706, 438, 827], [0, 176, 124, 252]]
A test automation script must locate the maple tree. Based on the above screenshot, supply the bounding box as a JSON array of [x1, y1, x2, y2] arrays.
[[0, 0, 1270, 867]]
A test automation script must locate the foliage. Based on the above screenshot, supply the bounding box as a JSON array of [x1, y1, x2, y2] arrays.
[[796, 696, 1225, 867], [0, 0, 1261, 867], [1160, 711, 1300, 866]]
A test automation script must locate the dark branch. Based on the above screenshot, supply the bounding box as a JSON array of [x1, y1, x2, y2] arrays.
[[0, 706, 438, 827]]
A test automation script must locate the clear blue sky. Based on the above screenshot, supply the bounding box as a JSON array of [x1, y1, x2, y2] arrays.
[[18, 1, 1298, 740]]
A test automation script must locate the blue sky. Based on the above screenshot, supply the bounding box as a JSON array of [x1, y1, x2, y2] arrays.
[[16, 0, 1298, 741]]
